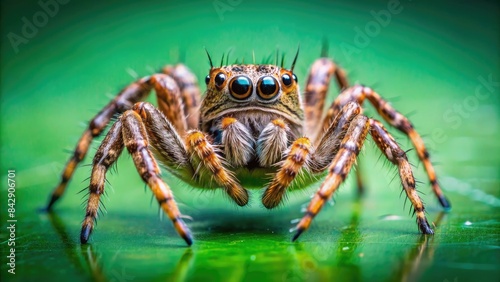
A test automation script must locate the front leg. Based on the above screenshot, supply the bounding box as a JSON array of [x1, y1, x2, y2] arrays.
[[47, 68, 197, 211], [81, 121, 124, 244], [292, 115, 434, 241], [136, 103, 249, 206], [262, 136, 312, 209], [47, 77, 153, 210], [261, 105, 360, 209], [81, 108, 192, 245], [257, 118, 309, 208], [293, 115, 370, 241], [122, 111, 193, 245], [185, 131, 249, 206]]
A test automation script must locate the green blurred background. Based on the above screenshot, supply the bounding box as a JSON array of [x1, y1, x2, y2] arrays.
[[1, 0, 499, 281]]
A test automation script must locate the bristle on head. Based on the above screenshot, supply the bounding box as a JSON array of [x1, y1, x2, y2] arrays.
[[205, 48, 214, 68], [291, 45, 300, 72]]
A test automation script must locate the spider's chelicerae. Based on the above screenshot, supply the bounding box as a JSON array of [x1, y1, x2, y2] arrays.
[[46, 50, 451, 246]]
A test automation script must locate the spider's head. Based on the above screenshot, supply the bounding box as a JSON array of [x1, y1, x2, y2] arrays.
[[200, 64, 304, 127]]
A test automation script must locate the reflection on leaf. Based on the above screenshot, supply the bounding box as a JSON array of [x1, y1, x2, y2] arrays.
[[391, 212, 446, 282], [45, 199, 448, 281]]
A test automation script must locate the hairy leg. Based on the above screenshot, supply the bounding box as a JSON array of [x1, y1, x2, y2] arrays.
[[309, 72, 367, 194], [81, 121, 124, 243], [185, 131, 249, 206], [322, 85, 450, 208], [132, 102, 193, 179], [122, 110, 192, 245], [293, 115, 370, 241], [81, 109, 193, 245], [319, 100, 366, 196], [311, 102, 362, 172], [150, 74, 188, 137], [304, 58, 348, 139], [369, 119, 433, 234], [47, 68, 199, 210], [46, 77, 152, 210], [262, 137, 312, 209], [163, 64, 201, 129], [261, 103, 363, 209]]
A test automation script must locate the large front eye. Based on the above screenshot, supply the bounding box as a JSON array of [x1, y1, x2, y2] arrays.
[[257, 76, 279, 100], [229, 76, 252, 100]]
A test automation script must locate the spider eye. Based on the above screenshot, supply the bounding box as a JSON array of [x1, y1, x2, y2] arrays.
[[257, 76, 279, 100], [205, 75, 210, 85], [281, 74, 293, 86], [214, 72, 226, 88], [293, 74, 297, 82], [229, 76, 252, 100]]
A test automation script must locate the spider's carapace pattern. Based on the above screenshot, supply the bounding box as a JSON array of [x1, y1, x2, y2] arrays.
[[46, 49, 451, 246]]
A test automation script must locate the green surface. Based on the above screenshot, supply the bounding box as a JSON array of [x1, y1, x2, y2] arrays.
[[1, 0, 499, 281]]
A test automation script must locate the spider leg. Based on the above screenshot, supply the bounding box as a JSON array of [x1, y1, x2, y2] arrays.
[[323, 85, 450, 209], [364, 86, 450, 209], [311, 102, 362, 172], [262, 103, 362, 208], [46, 77, 152, 210], [258, 118, 306, 208], [81, 120, 124, 243], [47, 67, 199, 211], [321, 95, 369, 198], [293, 114, 370, 241], [369, 118, 433, 234], [185, 131, 249, 206], [291, 111, 435, 241], [304, 58, 348, 139], [162, 64, 201, 130], [122, 110, 192, 245], [305, 59, 366, 195], [81, 108, 193, 246], [150, 74, 188, 136], [133, 102, 193, 179], [262, 136, 311, 209], [136, 102, 248, 206]]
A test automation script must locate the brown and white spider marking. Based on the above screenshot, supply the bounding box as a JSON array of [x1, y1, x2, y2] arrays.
[[46, 50, 451, 246]]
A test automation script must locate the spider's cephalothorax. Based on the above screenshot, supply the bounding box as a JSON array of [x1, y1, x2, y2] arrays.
[[46, 52, 451, 246]]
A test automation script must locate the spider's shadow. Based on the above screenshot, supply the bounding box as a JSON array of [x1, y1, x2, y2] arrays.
[[186, 206, 301, 234], [178, 187, 308, 234]]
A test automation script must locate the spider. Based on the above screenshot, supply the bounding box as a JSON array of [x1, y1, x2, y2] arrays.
[[46, 49, 451, 246]]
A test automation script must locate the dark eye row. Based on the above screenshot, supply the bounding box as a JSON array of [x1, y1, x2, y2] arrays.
[[205, 73, 297, 101]]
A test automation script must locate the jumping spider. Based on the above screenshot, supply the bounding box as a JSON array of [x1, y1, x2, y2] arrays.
[[46, 50, 450, 246]]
